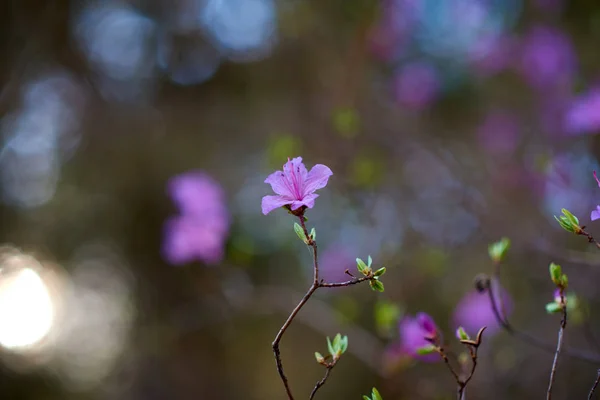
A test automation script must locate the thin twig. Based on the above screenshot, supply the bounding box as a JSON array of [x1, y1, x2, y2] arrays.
[[546, 291, 567, 400], [309, 364, 334, 400], [272, 283, 318, 399], [486, 281, 600, 363], [438, 328, 485, 400], [319, 276, 370, 287], [272, 214, 373, 399], [588, 369, 600, 400], [458, 345, 477, 400], [577, 227, 600, 251], [438, 347, 461, 383]]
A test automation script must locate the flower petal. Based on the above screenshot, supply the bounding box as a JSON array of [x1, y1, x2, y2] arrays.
[[592, 206, 600, 221], [283, 157, 308, 198], [290, 193, 319, 210], [261, 195, 292, 215], [264, 170, 292, 196], [304, 164, 333, 194]]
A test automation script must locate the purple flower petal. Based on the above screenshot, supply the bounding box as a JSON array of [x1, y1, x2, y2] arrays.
[[162, 216, 226, 265], [591, 206, 600, 221], [168, 171, 225, 216], [163, 171, 230, 265], [398, 313, 440, 363], [262, 156, 332, 214], [453, 280, 513, 337], [304, 164, 333, 194], [261, 194, 293, 215]]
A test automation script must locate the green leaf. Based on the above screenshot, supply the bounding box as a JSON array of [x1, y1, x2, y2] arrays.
[[339, 335, 348, 354], [371, 387, 383, 400], [561, 208, 579, 225], [488, 237, 510, 263], [554, 209, 581, 234], [546, 302, 562, 314], [363, 396, 371, 400], [367, 255, 373, 267], [326, 336, 335, 356], [293, 223, 307, 243], [560, 274, 569, 289], [370, 280, 385, 292], [549, 263, 562, 285], [373, 267, 386, 277], [332, 333, 342, 354], [356, 258, 367, 274], [314, 352, 324, 363], [456, 326, 469, 341], [309, 227, 316, 241], [416, 344, 437, 355]]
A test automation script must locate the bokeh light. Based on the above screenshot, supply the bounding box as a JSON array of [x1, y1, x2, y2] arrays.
[[0, 268, 54, 350]]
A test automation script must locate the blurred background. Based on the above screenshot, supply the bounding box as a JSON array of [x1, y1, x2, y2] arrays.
[[2, 0, 600, 399]]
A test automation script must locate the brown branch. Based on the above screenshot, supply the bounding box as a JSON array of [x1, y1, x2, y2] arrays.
[[272, 214, 373, 399], [438, 347, 461, 384], [546, 291, 567, 400], [437, 328, 485, 400], [319, 275, 371, 287], [309, 363, 335, 400], [588, 369, 600, 400], [272, 283, 318, 399], [578, 227, 600, 251], [485, 277, 600, 363]]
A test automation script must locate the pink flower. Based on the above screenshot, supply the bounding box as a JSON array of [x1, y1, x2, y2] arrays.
[[398, 312, 440, 362], [564, 88, 600, 135], [162, 171, 230, 265], [453, 281, 513, 338], [261, 157, 333, 215], [393, 61, 440, 110], [518, 25, 576, 92], [592, 172, 600, 221]]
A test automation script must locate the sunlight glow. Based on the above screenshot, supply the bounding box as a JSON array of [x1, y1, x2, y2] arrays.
[[0, 268, 54, 349]]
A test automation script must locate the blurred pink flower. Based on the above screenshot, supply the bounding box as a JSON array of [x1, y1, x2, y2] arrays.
[[398, 312, 440, 362], [261, 157, 333, 215], [162, 171, 230, 265], [564, 88, 600, 135], [470, 36, 515, 77], [518, 25, 576, 92], [453, 280, 513, 337], [368, 0, 417, 61], [393, 61, 440, 110]]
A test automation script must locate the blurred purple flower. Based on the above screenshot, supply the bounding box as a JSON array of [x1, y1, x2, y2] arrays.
[[162, 171, 230, 265], [398, 312, 440, 362], [393, 61, 440, 110], [564, 88, 600, 135], [453, 280, 513, 337], [261, 157, 333, 215], [591, 206, 600, 221], [592, 172, 600, 221], [518, 25, 576, 92], [368, 0, 416, 61], [319, 245, 355, 283], [476, 109, 520, 155], [470, 35, 515, 77]]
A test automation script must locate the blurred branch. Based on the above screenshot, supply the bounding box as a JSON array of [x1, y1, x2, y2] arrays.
[[588, 369, 600, 400], [309, 361, 335, 400], [546, 290, 567, 400], [486, 277, 600, 363]]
